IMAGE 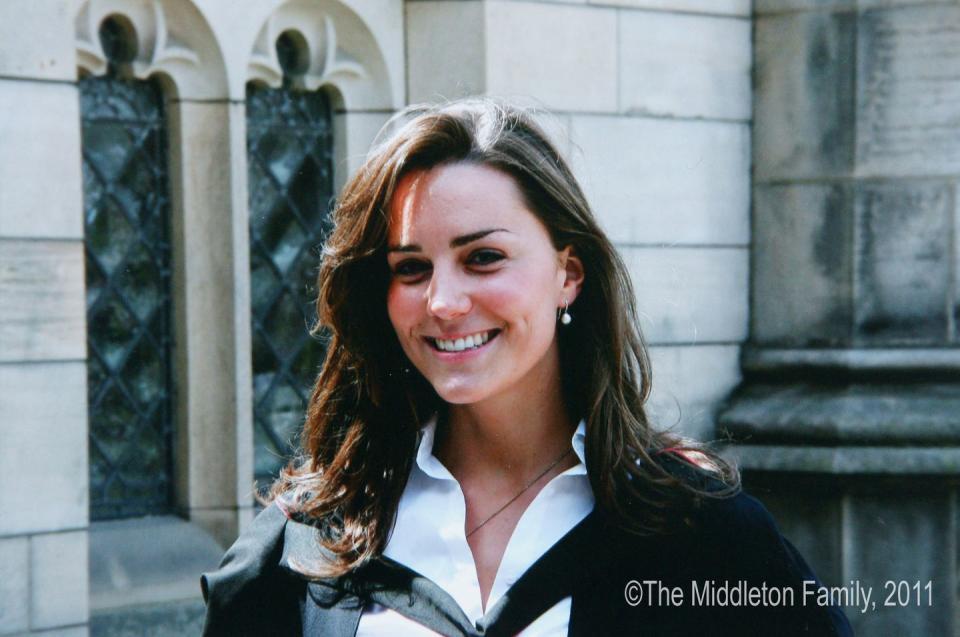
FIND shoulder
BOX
[643,452,794,570]
[645,447,739,515]
[201,502,303,636]
[201,502,289,606]
[682,490,853,635]
[690,489,792,569]
[606,452,851,634]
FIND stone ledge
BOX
[91,599,205,637]
[742,347,960,375]
[89,516,223,612]
[722,444,960,475]
[718,382,960,445]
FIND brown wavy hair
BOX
[271,98,739,576]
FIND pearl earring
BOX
[559,300,572,325]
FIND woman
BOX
[202,100,851,636]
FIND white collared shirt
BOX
[355,419,595,636]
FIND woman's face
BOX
[386,162,581,406]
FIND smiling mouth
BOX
[425,329,501,353]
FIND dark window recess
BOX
[80,17,175,521]
[246,81,334,491]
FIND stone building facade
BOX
[5,0,954,636]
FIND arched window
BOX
[246,32,334,489]
[80,16,175,520]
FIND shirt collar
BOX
[415,416,588,480]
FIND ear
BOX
[557,246,585,306]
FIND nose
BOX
[426,267,471,320]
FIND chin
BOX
[430,378,496,406]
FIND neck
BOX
[434,349,578,486]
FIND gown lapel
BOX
[283,509,605,637]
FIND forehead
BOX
[387,162,538,244]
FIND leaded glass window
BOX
[81,17,175,520]
[246,34,334,489]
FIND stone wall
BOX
[0,1,90,633]
[0,0,753,633]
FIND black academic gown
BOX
[200,489,853,636]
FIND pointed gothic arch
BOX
[245,0,394,110]
[76,0,228,99]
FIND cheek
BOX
[482,270,557,327]
[476,275,524,311]
[386,283,420,335]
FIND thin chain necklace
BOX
[465,447,573,538]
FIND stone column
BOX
[0,2,90,636]
[721,2,960,634]
[167,98,256,547]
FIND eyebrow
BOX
[387,228,510,253]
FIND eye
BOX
[391,259,431,280]
[467,249,505,268]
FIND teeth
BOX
[434,330,493,352]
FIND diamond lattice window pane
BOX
[88,296,138,370]
[81,71,175,521]
[261,203,309,275]
[247,83,333,490]
[86,198,136,272]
